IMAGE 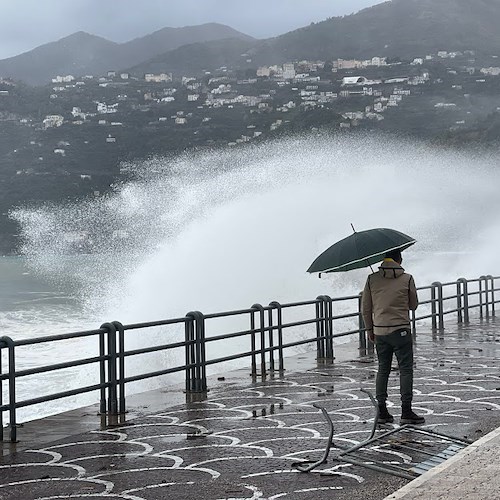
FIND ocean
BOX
[2,132,500,423]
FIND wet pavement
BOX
[1,318,500,499]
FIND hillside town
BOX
[1,48,500,253]
[2,49,500,154]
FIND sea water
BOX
[3,132,500,422]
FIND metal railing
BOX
[1,274,498,442]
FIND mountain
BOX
[3,0,500,85]
[128,38,256,76]
[121,23,254,63]
[130,0,500,76]
[265,0,500,61]
[0,32,121,85]
[0,24,255,85]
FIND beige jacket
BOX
[361,259,418,336]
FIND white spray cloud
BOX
[12,132,500,324]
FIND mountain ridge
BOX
[0,23,255,85]
[129,0,500,77]
[3,0,500,84]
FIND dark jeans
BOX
[375,329,414,404]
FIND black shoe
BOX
[400,410,425,425]
[378,406,394,424]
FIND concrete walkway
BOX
[1,319,500,499]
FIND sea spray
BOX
[8,131,500,419]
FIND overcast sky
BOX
[0,0,385,59]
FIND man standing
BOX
[361,248,425,424]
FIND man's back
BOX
[362,259,418,336]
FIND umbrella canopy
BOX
[307,227,416,273]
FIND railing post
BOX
[185,314,196,392]
[316,296,326,359]
[456,281,463,323]
[269,301,284,372]
[185,311,207,393]
[98,326,106,415]
[479,275,489,318]
[324,295,334,360]
[101,323,118,415]
[457,278,469,323]
[0,341,3,442]
[251,304,266,378]
[196,312,207,392]
[250,309,257,376]
[488,275,496,317]
[358,292,367,354]
[0,336,17,442]
[266,306,275,372]
[431,282,444,331]
[478,276,485,319]
[111,321,126,415]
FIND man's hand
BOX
[368,330,375,343]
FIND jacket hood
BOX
[378,259,405,279]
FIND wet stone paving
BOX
[1,319,500,499]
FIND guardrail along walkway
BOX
[1,319,500,500]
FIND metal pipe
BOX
[267,306,275,372]
[479,276,485,318]
[184,316,193,392]
[488,275,496,316]
[431,282,444,330]
[99,327,106,415]
[293,402,335,472]
[0,339,3,441]
[358,292,367,354]
[252,304,266,378]
[250,310,257,376]
[198,312,207,392]
[101,323,118,415]
[112,321,126,415]
[315,296,325,359]
[324,296,334,360]
[0,337,17,442]
[269,301,284,372]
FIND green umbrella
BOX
[307,227,416,274]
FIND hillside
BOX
[121,23,255,63]
[0,32,122,85]
[0,24,255,85]
[267,0,500,61]
[131,0,500,75]
[127,38,256,77]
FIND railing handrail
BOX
[1,274,499,443]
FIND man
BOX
[361,248,425,425]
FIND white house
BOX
[145,73,172,83]
[283,63,296,80]
[257,66,271,77]
[43,115,64,128]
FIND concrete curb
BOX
[384,426,500,499]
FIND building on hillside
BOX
[43,115,64,128]
[257,66,271,77]
[283,63,296,80]
[52,75,75,83]
[342,76,381,86]
[481,67,500,76]
[145,73,173,83]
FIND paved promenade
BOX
[1,318,500,499]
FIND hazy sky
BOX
[0,0,385,59]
